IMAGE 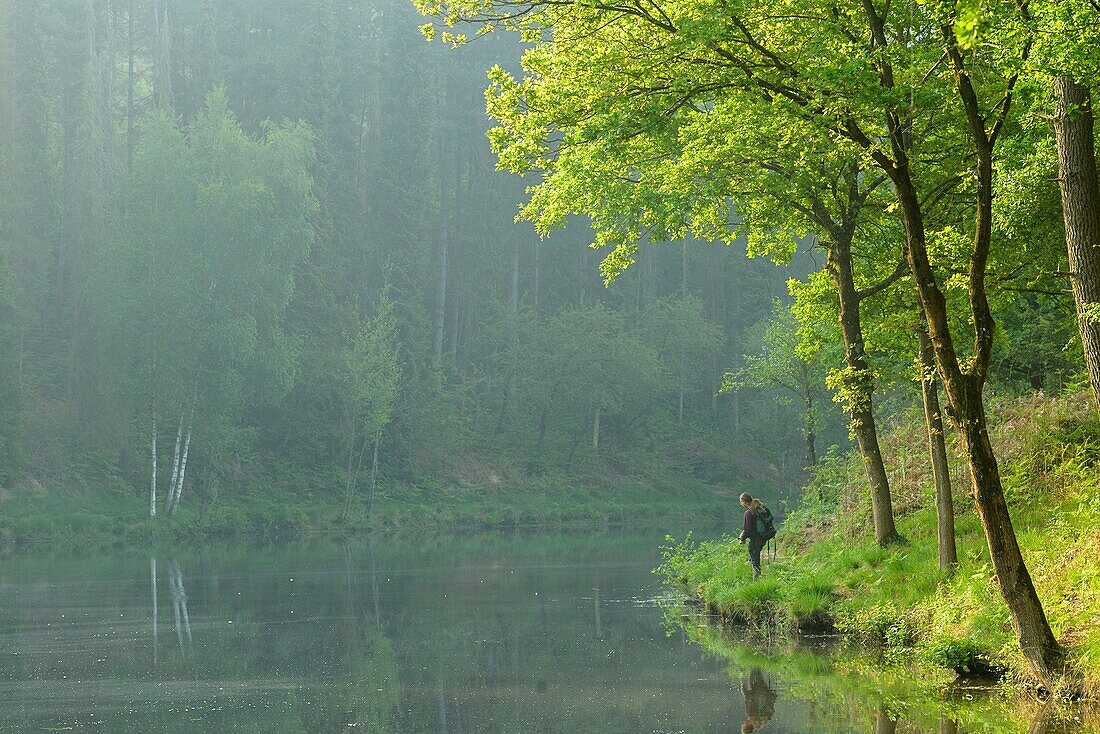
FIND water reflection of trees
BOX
[679,619,1100,734]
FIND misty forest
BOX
[2,0,1100,731]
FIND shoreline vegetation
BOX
[676,621,1099,734]
[659,391,1100,699]
[0,472,733,552]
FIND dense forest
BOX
[0,0,863,526]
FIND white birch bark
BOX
[171,425,191,515]
[171,561,191,645]
[171,568,183,651]
[166,406,184,510]
[150,557,158,664]
[149,409,158,517]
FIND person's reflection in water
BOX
[740,668,777,733]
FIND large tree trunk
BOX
[959,385,1064,683]
[827,232,899,545]
[1054,77,1100,412]
[918,328,957,574]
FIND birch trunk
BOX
[170,425,191,515]
[166,406,184,510]
[149,408,158,517]
[150,556,158,664]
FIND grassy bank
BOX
[676,620,1097,733]
[659,391,1100,695]
[0,469,734,551]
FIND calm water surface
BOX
[0,528,1079,733]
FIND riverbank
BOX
[0,470,735,551]
[659,391,1100,696]
[676,618,1098,733]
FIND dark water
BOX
[0,528,1079,733]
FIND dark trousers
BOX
[747,536,764,578]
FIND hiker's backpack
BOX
[755,505,777,541]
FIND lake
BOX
[0,528,1082,732]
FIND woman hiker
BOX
[738,492,772,579]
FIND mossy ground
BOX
[659,391,1100,696]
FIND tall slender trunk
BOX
[126,0,133,172]
[166,404,185,510]
[592,406,601,453]
[150,556,158,664]
[533,238,540,319]
[1054,77,1100,412]
[367,433,381,519]
[149,407,158,517]
[919,328,957,573]
[534,409,548,466]
[432,138,449,367]
[804,394,817,468]
[343,433,369,521]
[170,423,191,515]
[827,231,899,544]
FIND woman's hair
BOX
[739,493,766,513]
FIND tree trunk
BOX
[432,137,450,367]
[170,424,191,515]
[126,0,133,172]
[1054,77,1100,412]
[150,556,158,664]
[888,122,1066,687]
[874,707,898,734]
[534,409,548,467]
[827,231,899,544]
[919,328,957,574]
[166,404,184,510]
[592,406,601,453]
[804,395,817,468]
[959,388,1065,683]
[367,432,381,519]
[149,408,158,517]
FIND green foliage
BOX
[660,392,1100,690]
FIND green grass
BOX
[659,391,1100,695]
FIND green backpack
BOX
[754,505,777,541]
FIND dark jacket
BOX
[741,507,757,541]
